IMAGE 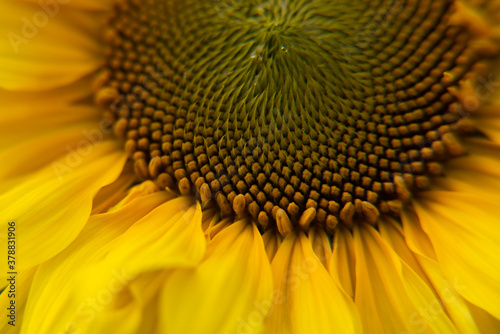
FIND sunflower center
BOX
[96,0,488,235]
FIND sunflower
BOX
[1,0,500,333]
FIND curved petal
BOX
[474,118,500,145]
[83,271,171,334]
[0,140,126,273]
[21,190,175,334]
[262,229,281,262]
[0,86,101,149]
[390,215,480,334]
[401,210,437,261]
[378,217,431,285]
[264,232,360,334]
[466,300,500,333]
[0,0,106,90]
[433,140,500,199]
[353,224,457,334]
[91,163,136,214]
[414,192,500,320]
[308,227,332,268]
[0,121,106,181]
[91,197,206,277]
[125,272,169,334]
[160,221,273,334]
[329,226,356,298]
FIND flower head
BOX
[1,0,500,333]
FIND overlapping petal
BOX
[414,192,500,320]
[353,224,457,334]
[21,190,195,334]
[160,221,273,334]
[264,232,360,334]
[0,0,106,90]
[0,141,126,275]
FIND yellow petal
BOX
[434,140,500,199]
[0,121,104,181]
[160,221,273,334]
[385,215,480,333]
[329,226,356,297]
[308,227,332,268]
[0,95,100,148]
[354,224,457,333]
[415,192,500,320]
[262,229,281,262]
[84,301,142,334]
[418,256,481,334]
[84,273,168,334]
[205,216,233,240]
[91,197,206,277]
[265,232,360,334]
[125,272,169,334]
[107,179,162,213]
[401,210,437,260]
[378,217,430,285]
[0,0,104,90]
[91,163,136,214]
[0,141,126,274]
[70,197,206,334]
[474,118,500,144]
[21,190,174,334]
[466,300,500,333]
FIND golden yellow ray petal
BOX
[474,118,500,144]
[91,163,136,214]
[0,121,105,181]
[308,227,333,268]
[106,180,162,213]
[84,272,169,334]
[401,209,438,261]
[415,192,500,320]
[0,141,126,274]
[264,232,360,334]
[126,272,169,334]
[262,228,281,262]
[160,221,273,334]
[0,100,100,148]
[389,214,481,333]
[418,255,481,334]
[0,0,106,90]
[466,300,500,333]
[354,224,457,334]
[21,190,175,334]
[93,198,205,277]
[329,226,356,298]
[81,294,142,334]
[379,216,431,286]
[205,216,233,240]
